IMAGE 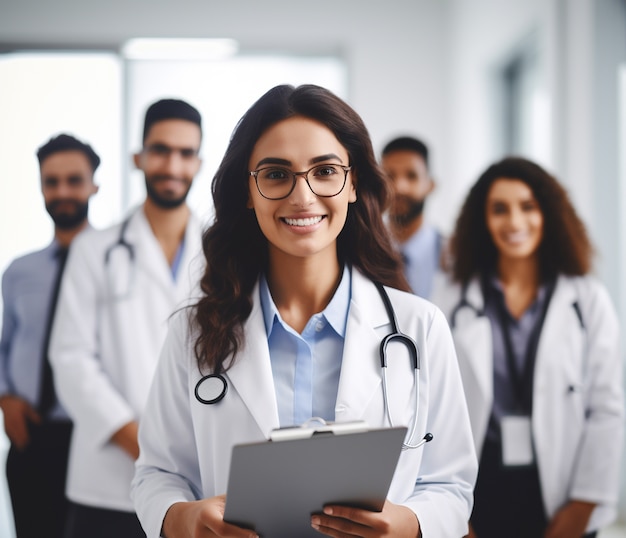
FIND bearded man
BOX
[382,136,445,299]
[48,99,205,538]
[0,133,100,537]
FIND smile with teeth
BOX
[283,216,324,227]
[503,231,529,244]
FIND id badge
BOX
[501,415,534,466]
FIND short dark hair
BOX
[36,134,101,172]
[382,136,429,168]
[142,98,202,142]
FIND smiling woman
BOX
[246,116,357,271]
[484,179,544,316]
[432,156,624,538]
[131,84,478,538]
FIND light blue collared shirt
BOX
[399,223,442,299]
[0,240,70,421]
[170,235,186,280]
[260,265,351,427]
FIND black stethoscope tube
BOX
[194,282,426,449]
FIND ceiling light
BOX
[121,38,239,60]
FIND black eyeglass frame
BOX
[249,164,352,200]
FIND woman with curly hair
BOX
[132,84,477,538]
[433,157,624,538]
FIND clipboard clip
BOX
[269,418,370,442]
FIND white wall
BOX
[444,0,546,225]
[0,0,448,158]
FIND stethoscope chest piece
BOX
[195,374,228,405]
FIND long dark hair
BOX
[450,156,594,285]
[193,84,408,372]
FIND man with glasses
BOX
[49,99,204,538]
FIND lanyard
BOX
[493,279,555,413]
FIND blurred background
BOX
[0,0,624,536]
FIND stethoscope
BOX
[194,282,433,450]
[103,215,137,300]
[449,296,483,329]
[451,279,588,397]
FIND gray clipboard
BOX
[223,424,407,538]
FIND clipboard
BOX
[223,421,407,538]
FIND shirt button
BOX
[315,320,325,332]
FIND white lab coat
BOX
[132,269,478,538]
[50,207,204,512]
[432,274,625,532]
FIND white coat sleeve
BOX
[570,281,624,506]
[404,307,478,537]
[132,312,202,538]
[49,232,135,446]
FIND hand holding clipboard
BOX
[223,421,408,538]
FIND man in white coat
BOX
[50,99,205,538]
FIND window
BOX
[498,34,550,165]
[0,49,346,279]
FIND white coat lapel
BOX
[537,276,579,347]
[129,208,179,298]
[532,277,582,403]
[532,277,580,506]
[335,271,389,423]
[226,283,280,436]
[452,279,493,423]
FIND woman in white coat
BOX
[432,157,624,538]
[132,84,477,538]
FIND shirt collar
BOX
[486,272,548,314]
[48,225,93,258]
[47,239,66,260]
[259,264,352,338]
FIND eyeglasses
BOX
[143,143,199,160]
[249,163,352,200]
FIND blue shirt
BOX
[399,223,442,299]
[260,265,351,427]
[0,240,70,420]
[170,235,186,280]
